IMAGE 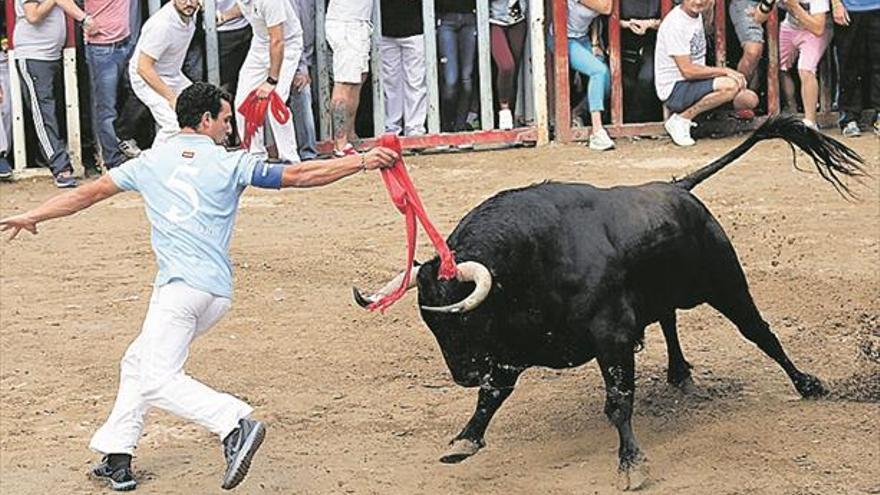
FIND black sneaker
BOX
[221,418,266,490]
[0,155,12,179]
[53,171,78,188]
[91,456,137,491]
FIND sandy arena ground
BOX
[1,133,878,495]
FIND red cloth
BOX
[237,90,291,151]
[369,134,458,312]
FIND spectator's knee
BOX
[734,89,759,110]
[743,43,763,61]
[798,69,817,82]
[715,77,740,100]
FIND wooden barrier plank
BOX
[552,0,571,143]
[204,0,221,86]
[422,0,441,135]
[529,0,549,145]
[766,9,780,115]
[476,0,494,130]
[610,0,623,128]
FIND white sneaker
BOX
[498,109,514,130]
[118,139,142,159]
[842,120,861,138]
[589,128,615,151]
[802,119,818,131]
[664,114,696,147]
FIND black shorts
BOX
[664,79,715,113]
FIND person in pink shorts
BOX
[755,0,832,128]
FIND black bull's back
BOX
[417,181,732,381]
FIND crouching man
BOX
[655,0,759,146]
[0,83,398,492]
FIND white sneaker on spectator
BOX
[589,128,615,151]
[664,113,696,147]
[498,109,514,130]
[842,121,861,138]
[802,119,818,131]
[118,139,142,159]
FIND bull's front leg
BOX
[597,342,650,491]
[440,368,520,464]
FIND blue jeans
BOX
[288,77,318,161]
[568,36,610,114]
[437,12,477,131]
[86,39,132,168]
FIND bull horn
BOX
[420,261,492,314]
[352,265,421,309]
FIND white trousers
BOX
[234,43,302,162]
[380,35,428,136]
[89,282,252,455]
[130,73,192,145]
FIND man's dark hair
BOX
[176,82,232,129]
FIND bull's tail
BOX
[674,115,866,196]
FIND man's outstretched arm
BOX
[0,175,122,240]
[279,147,399,188]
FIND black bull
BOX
[354,116,865,490]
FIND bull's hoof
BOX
[795,373,827,399]
[439,438,483,464]
[670,375,696,394]
[616,457,650,491]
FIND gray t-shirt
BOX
[567,0,600,39]
[14,0,67,61]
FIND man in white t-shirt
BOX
[326,0,374,156]
[654,0,758,146]
[128,0,198,145]
[219,0,304,162]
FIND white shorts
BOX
[326,19,372,84]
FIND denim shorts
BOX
[730,0,764,45]
[664,79,715,113]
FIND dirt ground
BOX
[1,133,878,495]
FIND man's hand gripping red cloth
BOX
[368,134,458,312]
[237,89,291,150]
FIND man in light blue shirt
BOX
[0,82,398,492]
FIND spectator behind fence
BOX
[219,0,303,162]
[326,0,374,157]
[490,0,527,130]
[620,0,662,123]
[831,0,879,137]
[565,0,614,151]
[655,0,758,146]
[216,0,252,147]
[83,0,135,170]
[288,0,318,161]
[1,33,11,179]
[128,0,197,145]
[754,0,831,130]
[437,0,477,132]
[729,0,765,91]
[13,0,93,187]
[380,0,428,136]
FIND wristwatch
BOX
[266,76,278,86]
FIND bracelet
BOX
[266,76,278,85]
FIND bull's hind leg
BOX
[660,312,694,389]
[708,275,826,398]
[440,367,520,464]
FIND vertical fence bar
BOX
[609,0,623,128]
[714,0,726,67]
[422,0,441,134]
[819,51,832,113]
[204,0,220,86]
[552,0,570,142]
[476,0,494,130]
[315,0,332,140]
[528,0,549,145]
[766,9,780,115]
[63,21,83,178]
[7,0,28,173]
[371,0,385,135]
